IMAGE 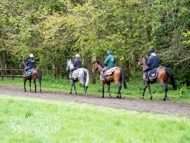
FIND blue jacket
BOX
[147,53,159,68]
[26,58,35,68]
[74,58,82,68]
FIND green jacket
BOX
[104,54,116,68]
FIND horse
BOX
[66,59,89,95]
[19,60,42,93]
[138,56,177,101]
[92,61,127,99]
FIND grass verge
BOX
[0,95,190,143]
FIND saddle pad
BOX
[72,69,80,79]
[104,67,119,76]
[26,68,33,77]
[148,67,162,79]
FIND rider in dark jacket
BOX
[101,50,116,81]
[144,48,159,81]
[70,54,82,80]
[24,54,35,77]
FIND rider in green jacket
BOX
[101,50,116,81]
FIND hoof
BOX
[150,97,152,100]
[141,96,144,99]
[75,92,77,95]
[119,96,121,99]
[116,95,118,98]
[102,96,104,98]
[163,98,166,101]
[70,92,72,94]
[109,96,112,98]
[167,97,170,100]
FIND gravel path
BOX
[0,85,190,117]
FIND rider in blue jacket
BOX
[70,54,82,79]
[24,54,35,77]
[144,48,159,81]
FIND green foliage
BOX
[178,84,189,98]
[0,0,189,86]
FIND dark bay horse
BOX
[92,61,127,99]
[138,56,176,101]
[19,60,42,93]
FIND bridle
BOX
[139,56,148,68]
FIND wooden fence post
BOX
[2,69,3,81]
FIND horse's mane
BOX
[144,56,147,63]
[95,61,104,68]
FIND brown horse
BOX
[19,60,42,93]
[92,61,127,99]
[138,56,176,101]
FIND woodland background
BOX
[0,0,190,86]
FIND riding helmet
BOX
[149,48,154,53]
[107,50,112,54]
[75,54,80,58]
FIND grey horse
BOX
[66,59,89,95]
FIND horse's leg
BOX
[141,84,148,99]
[79,79,85,95]
[107,83,112,98]
[119,80,122,99]
[29,79,31,92]
[101,81,104,98]
[38,78,42,93]
[24,78,26,92]
[33,79,36,93]
[159,81,168,101]
[147,83,152,100]
[115,80,121,99]
[73,81,77,95]
[70,80,74,94]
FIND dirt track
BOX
[0,85,190,117]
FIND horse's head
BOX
[19,60,26,68]
[138,56,147,67]
[92,61,97,73]
[92,61,104,73]
[66,59,74,71]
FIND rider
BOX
[70,54,82,79]
[101,50,116,81]
[144,48,159,82]
[24,54,35,77]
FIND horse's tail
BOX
[120,69,127,89]
[165,68,177,90]
[37,69,43,81]
[84,69,89,87]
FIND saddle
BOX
[148,67,162,79]
[26,68,34,77]
[104,67,119,76]
[72,68,81,80]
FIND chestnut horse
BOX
[138,56,176,101]
[92,61,127,99]
[19,60,42,93]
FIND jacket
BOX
[74,58,82,68]
[26,58,35,68]
[147,53,159,68]
[104,54,116,68]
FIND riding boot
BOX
[101,72,105,81]
[24,71,27,77]
[144,72,149,82]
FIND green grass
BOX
[0,95,190,143]
[0,75,190,103]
